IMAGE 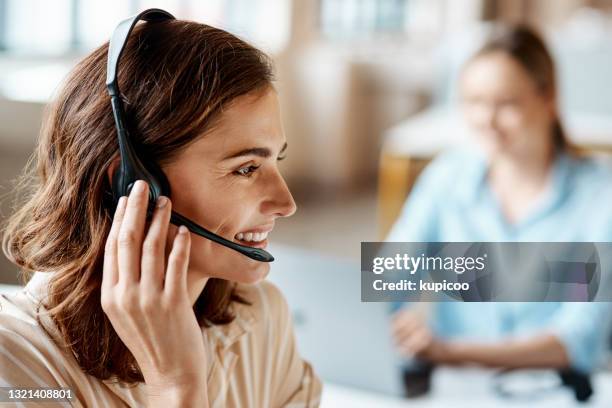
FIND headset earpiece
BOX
[110,129,171,209]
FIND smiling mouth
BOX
[234,230,270,249]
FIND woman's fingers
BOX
[391,309,421,339]
[102,196,128,290]
[164,225,191,298]
[394,320,424,348]
[105,178,191,300]
[397,326,432,357]
[117,180,149,284]
[140,196,172,291]
[391,309,433,356]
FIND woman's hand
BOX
[391,308,571,369]
[101,180,209,406]
[391,308,450,364]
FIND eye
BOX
[234,164,261,177]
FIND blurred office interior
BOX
[1,1,612,405]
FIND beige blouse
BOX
[0,272,322,407]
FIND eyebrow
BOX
[223,142,287,160]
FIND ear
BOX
[107,158,120,186]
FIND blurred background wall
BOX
[1,0,612,283]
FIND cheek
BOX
[501,107,551,149]
[181,206,244,271]
[497,107,525,130]
[188,235,270,283]
[170,175,248,236]
[174,194,266,282]
[462,103,489,129]
[164,169,268,282]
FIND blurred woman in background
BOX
[388,25,612,376]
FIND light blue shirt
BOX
[388,147,612,373]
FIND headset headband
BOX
[106,9,175,96]
[105,9,175,204]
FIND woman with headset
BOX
[0,10,321,407]
[388,24,612,391]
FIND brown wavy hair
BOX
[1,18,274,383]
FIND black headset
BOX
[105,8,274,263]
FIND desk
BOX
[322,367,612,407]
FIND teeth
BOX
[234,231,269,242]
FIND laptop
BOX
[267,243,405,396]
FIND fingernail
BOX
[132,180,146,195]
[178,225,188,234]
[156,196,168,208]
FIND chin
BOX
[194,258,270,284]
[235,262,270,284]
[478,138,511,159]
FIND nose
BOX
[261,169,297,218]
[486,104,501,131]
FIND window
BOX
[2,0,74,54]
[319,0,409,40]
[0,0,290,55]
